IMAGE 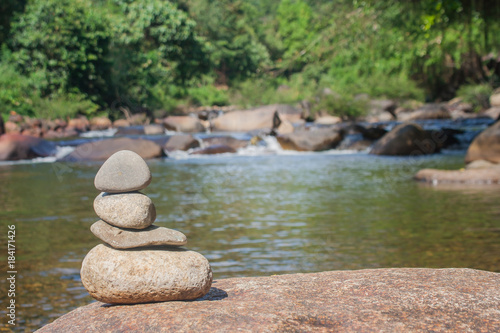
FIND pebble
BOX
[94,192,156,229]
[81,244,213,304]
[90,220,187,249]
[94,150,152,193]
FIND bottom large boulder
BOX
[80,244,212,304]
[38,268,499,332]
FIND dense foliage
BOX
[0,0,499,120]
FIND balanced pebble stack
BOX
[80,150,212,304]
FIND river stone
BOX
[93,192,156,229]
[80,244,212,304]
[90,220,187,249]
[38,268,500,332]
[94,150,152,193]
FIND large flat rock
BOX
[37,268,500,332]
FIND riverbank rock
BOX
[397,103,451,121]
[163,116,205,133]
[484,107,500,120]
[465,120,500,164]
[94,150,152,193]
[90,221,187,249]
[61,137,163,161]
[490,91,500,107]
[93,192,156,229]
[277,127,343,151]
[370,123,438,156]
[0,134,56,161]
[81,244,212,304]
[90,117,112,131]
[201,136,248,150]
[414,167,500,184]
[164,134,200,152]
[211,104,302,132]
[191,144,237,155]
[37,268,500,332]
[314,115,342,125]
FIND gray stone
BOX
[80,244,212,304]
[93,192,156,229]
[94,150,152,193]
[90,220,187,249]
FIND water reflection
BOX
[0,152,499,331]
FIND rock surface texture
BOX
[94,150,152,193]
[414,167,500,184]
[81,150,212,304]
[38,268,500,332]
[370,123,438,156]
[465,119,500,164]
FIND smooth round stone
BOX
[94,192,156,229]
[81,244,213,304]
[94,150,152,193]
[90,220,187,249]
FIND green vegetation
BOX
[0,0,499,120]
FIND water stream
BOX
[0,129,499,331]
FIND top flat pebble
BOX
[94,150,151,193]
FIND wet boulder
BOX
[277,127,343,151]
[211,104,302,132]
[164,134,200,152]
[164,116,205,133]
[0,134,57,161]
[465,120,500,164]
[90,117,112,131]
[397,104,451,121]
[61,137,164,161]
[191,145,237,155]
[201,136,248,150]
[370,123,439,156]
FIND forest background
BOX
[0,0,499,121]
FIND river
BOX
[1,135,499,331]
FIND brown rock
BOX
[490,92,500,107]
[90,117,112,131]
[0,134,56,161]
[397,103,451,121]
[143,124,165,135]
[370,123,438,156]
[484,107,500,120]
[5,121,20,134]
[164,134,200,152]
[94,150,152,193]
[90,220,187,249]
[414,168,500,184]
[466,159,499,170]
[465,120,500,164]
[37,268,500,332]
[67,117,90,132]
[201,136,248,150]
[314,115,342,125]
[164,116,205,133]
[211,104,302,132]
[80,244,212,304]
[277,127,343,151]
[114,126,145,136]
[93,192,156,229]
[191,145,237,155]
[61,138,163,162]
[113,119,130,128]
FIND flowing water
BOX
[0,137,500,331]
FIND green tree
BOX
[9,0,111,103]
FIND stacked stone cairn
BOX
[80,150,212,304]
